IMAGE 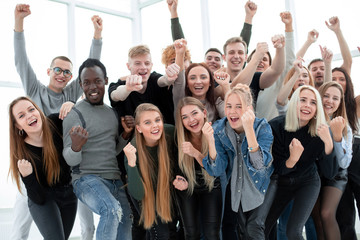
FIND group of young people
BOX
[8,1,360,240]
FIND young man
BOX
[63,59,132,240]
[13,4,102,240]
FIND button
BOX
[238,190,240,192]
[255,180,258,183]
[263,190,266,193]
[244,155,247,158]
[239,164,242,167]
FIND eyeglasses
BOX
[52,67,72,78]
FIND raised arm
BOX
[326,16,352,75]
[241,0,257,50]
[89,15,103,59]
[320,45,333,84]
[296,29,319,59]
[168,0,185,41]
[259,34,286,89]
[110,75,143,102]
[171,39,187,110]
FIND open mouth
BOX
[151,129,160,134]
[28,119,37,126]
[230,117,239,123]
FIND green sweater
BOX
[125,124,176,201]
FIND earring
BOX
[314,116,317,120]
[18,129,24,136]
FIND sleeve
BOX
[14,31,43,97]
[317,147,339,180]
[202,131,230,177]
[62,110,83,166]
[108,80,125,107]
[125,157,145,201]
[21,172,46,205]
[89,38,102,60]
[275,101,288,116]
[240,22,252,53]
[171,17,185,41]
[333,125,353,169]
[269,118,297,175]
[172,70,186,114]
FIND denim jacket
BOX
[202,117,274,197]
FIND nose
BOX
[89,82,97,90]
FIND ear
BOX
[136,125,141,133]
[203,109,208,117]
[47,68,51,76]
[126,62,131,71]
[245,54,248,62]
[222,54,226,61]
[105,77,108,85]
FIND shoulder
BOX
[212,117,226,131]
[109,79,126,92]
[150,71,163,80]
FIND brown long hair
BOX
[9,96,60,192]
[283,66,314,99]
[175,97,214,194]
[134,103,172,229]
[318,81,349,137]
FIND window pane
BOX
[79,0,131,13]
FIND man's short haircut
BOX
[50,56,72,68]
[128,45,151,61]
[223,37,247,55]
[204,48,223,57]
[307,58,324,69]
[78,58,107,84]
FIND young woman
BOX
[202,83,274,239]
[123,103,177,240]
[174,96,222,239]
[265,85,338,239]
[317,81,353,240]
[172,39,228,123]
[9,96,77,240]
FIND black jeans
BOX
[336,138,360,240]
[28,185,77,240]
[176,181,222,240]
[265,173,321,240]
[222,182,240,240]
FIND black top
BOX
[250,72,263,104]
[108,71,175,127]
[269,115,338,179]
[21,114,72,205]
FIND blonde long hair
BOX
[285,86,327,136]
[9,96,60,192]
[134,103,172,229]
[175,97,215,194]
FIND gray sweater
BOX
[62,100,126,182]
[14,31,102,115]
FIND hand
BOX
[317,123,332,143]
[182,141,198,158]
[320,45,333,64]
[91,15,103,39]
[121,115,135,138]
[271,34,285,49]
[173,175,189,191]
[325,16,340,33]
[59,101,75,120]
[253,42,268,62]
[70,126,88,152]
[165,63,180,82]
[214,71,230,87]
[123,143,137,167]
[245,1,257,18]
[280,11,292,26]
[126,75,143,92]
[307,29,319,43]
[288,138,304,164]
[293,57,304,74]
[202,122,214,142]
[15,4,31,20]
[330,116,346,142]
[241,106,255,132]
[174,38,187,54]
[17,159,33,177]
[167,0,178,16]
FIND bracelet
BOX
[248,145,259,152]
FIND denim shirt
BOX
[202,117,274,198]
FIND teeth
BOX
[28,119,37,125]
[152,130,159,134]
[90,93,98,96]
[190,122,198,127]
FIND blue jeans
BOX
[73,175,132,240]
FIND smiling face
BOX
[332,70,346,93]
[12,100,42,136]
[309,61,325,88]
[186,66,211,100]
[224,42,247,73]
[256,53,271,72]
[205,51,223,73]
[47,59,73,93]
[127,54,153,85]
[322,86,341,117]
[181,104,206,135]
[297,89,317,127]
[294,67,311,90]
[225,93,246,133]
[80,66,108,105]
[136,110,163,147]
